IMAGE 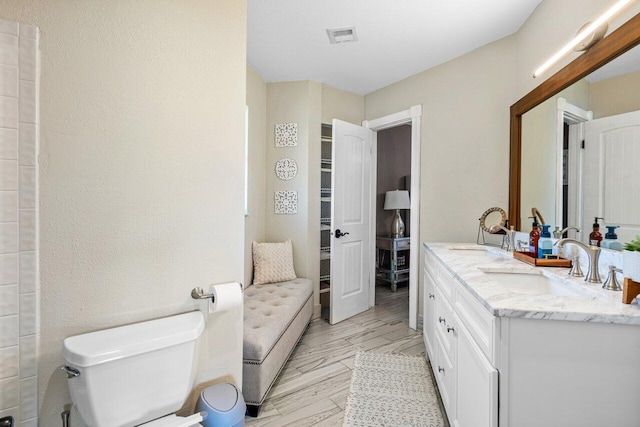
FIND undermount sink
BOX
[447,246,500,257]
[478,268,588,297]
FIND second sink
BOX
[478,268,587,297]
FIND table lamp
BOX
[384,190,411,238]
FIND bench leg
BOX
[246,404,261,418]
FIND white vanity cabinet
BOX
[423,243,640,427]
[423,250,498,427]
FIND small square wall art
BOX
[275,123,298,147]
[275,191,298,214]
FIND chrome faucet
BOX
[554,238,602,283]
[490,225,515,252]
[553,226,581,239]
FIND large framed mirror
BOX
[509,13,640,245]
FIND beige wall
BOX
[515,0,640,98]
[252,80,362,316]
[245,66,267,285]
[0,1,247,425]
[590,70,640,119]
[322,85,365,125]
[265,81,322,311]
[365,35,517,244]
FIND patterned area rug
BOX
[342,351,446,427]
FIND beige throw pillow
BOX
[252,240,297,285]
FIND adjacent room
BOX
[0,1,639,426]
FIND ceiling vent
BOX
[326,27,358,44]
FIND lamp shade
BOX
[384,190,410,210]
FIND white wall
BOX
[0,1,247,425]
[0,18,40,426]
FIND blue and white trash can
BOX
[196,382,246,427]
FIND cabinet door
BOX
[434,332,455,418]
[422,263,437,358]
[455,314,498,427]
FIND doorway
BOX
[364,105,422,330]
[374,125,412,295]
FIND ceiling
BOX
[247,0,543,95]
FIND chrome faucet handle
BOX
[554,226,582,239]
[602,265,623,291]
[490,225,515,252]
[568,256,584,278]
[554,238,602,283]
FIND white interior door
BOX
[584,110,640,245]
[330,119,374,324]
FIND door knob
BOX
[335,229,350,238]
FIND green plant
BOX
[624,236,640,252]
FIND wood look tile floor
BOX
[245,284,432,427]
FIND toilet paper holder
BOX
[191,283,244,301]
[191,287,215,301]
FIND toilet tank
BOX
[63,311,205,427]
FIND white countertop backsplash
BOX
[424,241,640,325]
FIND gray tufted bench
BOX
[242,278,313,416]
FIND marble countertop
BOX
[424,242,640,325]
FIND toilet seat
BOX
[140,412,205,427]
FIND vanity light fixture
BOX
[533,0,635,78]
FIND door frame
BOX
[555,98,591,239]
[363,105,422,330]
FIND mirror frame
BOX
[508,13,640,230]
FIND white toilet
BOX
[62,311,207,427]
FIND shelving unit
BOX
[320,124,332,308]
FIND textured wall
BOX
[0,1,247,425]
[0,17,39,426]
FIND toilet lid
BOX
[140,414,203,427]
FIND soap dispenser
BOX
[589,217,604,247]
[528,216,540,255]
[537,225,553,259]
[602,226,623,251]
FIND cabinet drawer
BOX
[454,280,496,364]
[424,251,439,281]
[396,239,410,250]
[437,267,455,304]
[435,287,456,359]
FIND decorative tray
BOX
[514,251,572,268]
